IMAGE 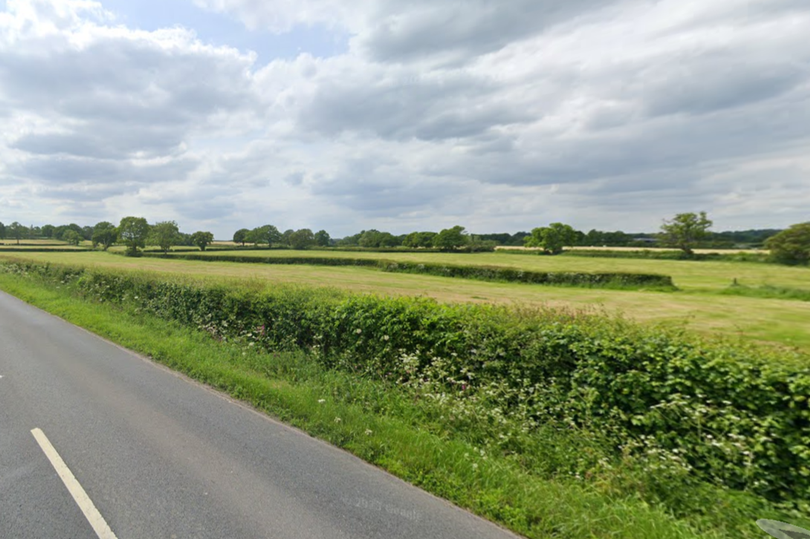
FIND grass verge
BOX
[0,270,802,539]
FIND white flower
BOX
[334,417,342,423]
[355,328,362,334]
[318,399,326,404]
[365,429,373,436]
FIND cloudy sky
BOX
[0,0,808,238]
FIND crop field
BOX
[1,249,809,351]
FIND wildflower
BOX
[383,335,389,341]
[365,429,373,436]
[355,328,362,334]
[334,417,342,423]
[318,399,326,404]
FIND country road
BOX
[0,290,520,539]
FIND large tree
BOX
[118,216,150,256]
[433,226,468,251]
[314,229,331,247]
[190,231,214,251]
[92,221,117,250]
[62,229,82,246]
[233,228,250,246]
[524,223,577,254]
[288,228,315,250]
[660,211,712,256]
[149,220,181,254]
[8,221,26,244]
[765,222,810,265]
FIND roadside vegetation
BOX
[1,259,809,539]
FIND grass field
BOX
[1,249,808,351]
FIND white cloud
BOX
[0,0,809,236]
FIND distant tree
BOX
[92,221,117,250]
[433,226,468,251]
[41,224,55,238]
[190,231,215,251]
[314,229,331,247]
[149,221,181,254]
[660,211,712,256]
[0,221,5,239]
[118,216,150,256]
[233,228,249,246]
[62,229,82,246]
[263,225,282,247]
[81,225,94,241]
[524,223,577,254]
[282,229,294,246]
[288,228,315,250]
[765,222,810,265]
[336,232,362,246]
[467,235,497,252]
[8,221,25,244]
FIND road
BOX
[0,290,520,539]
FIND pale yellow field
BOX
[1,250,808,352]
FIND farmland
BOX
[1,246,809,539]
[2,249,808,351]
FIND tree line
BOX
[1,214,807,264]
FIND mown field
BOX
[3,249,808,351]
[1,248,809,538]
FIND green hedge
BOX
[2,259,808,506]
[145,253,676,289]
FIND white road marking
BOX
[31,428,118,539]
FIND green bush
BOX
[142,253,676,290]
[3,259,809,509]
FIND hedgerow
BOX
[3,260,808,509]
[142,253,676,289]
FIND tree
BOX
[118,216,150,256]
[233,228,249,246]
[282,229,295,246]
[41,224,55,238]
[0,221,5,240]
[288,228,315,250]
[263,225,282,247]
[62,229,82,246]
[190,231,214,251]
[314,229,331,247]
[765,222,810,265]
[92,221,117,250]
[524,223,577,254]
[433,226,468,251]
[8,221,25,245]
[149,221,181,254]
[660,211,712,256]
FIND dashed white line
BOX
[31,428,118,539]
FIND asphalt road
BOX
[0,290,521,539]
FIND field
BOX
[3,249,806,350]
[2,247,809,538]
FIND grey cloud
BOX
[639,55,807,118]
[298,71,526,141]
[362,0,621,62]
[9,154,200,187]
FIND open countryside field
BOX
[2,249,809,352]
[158,248,810,293]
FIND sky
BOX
[0,0,808,239]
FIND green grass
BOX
[0,270,795,539]
[2,250,809,351]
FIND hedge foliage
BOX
[3,259,809,507]
[143,253,676,289]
